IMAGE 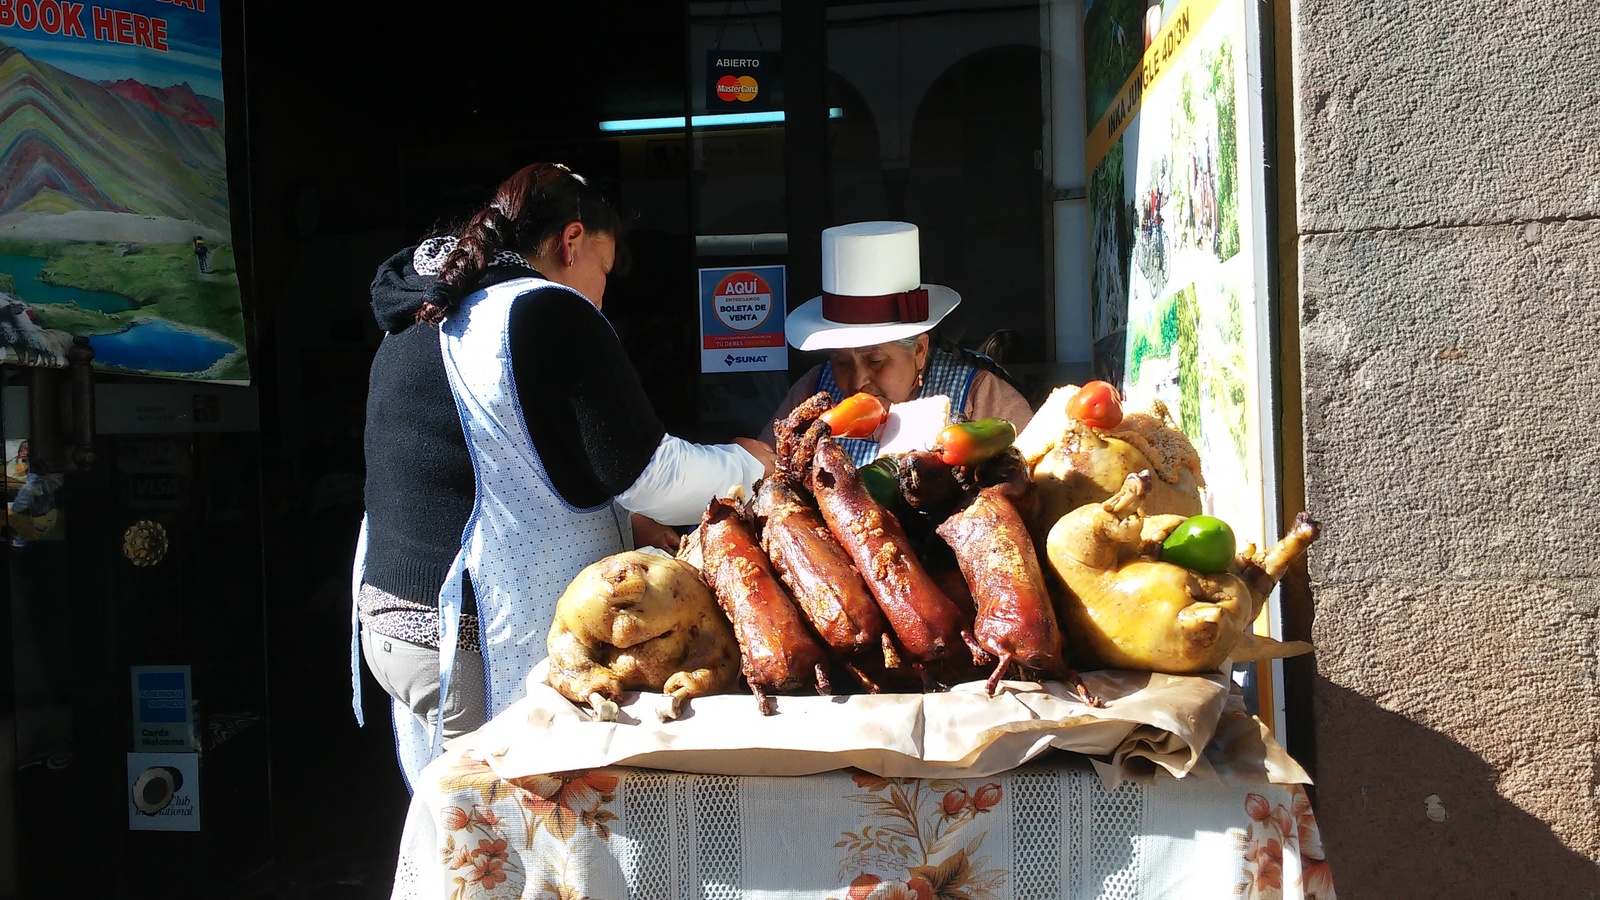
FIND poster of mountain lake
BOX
[0,17,249,383]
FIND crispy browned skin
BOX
[937,486,1065,694]
[811,436,969,665]
[700,497,831,713]
[897,450,962,512]
[754,477,888,659]
[926,553,977,620]
[972,447,1033,503]
[774,392,833,486]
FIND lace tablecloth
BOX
[392,753,1334,899]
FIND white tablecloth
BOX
[393,754,1334,899]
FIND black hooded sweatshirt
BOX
[362,248,666,609]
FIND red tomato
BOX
[1066,381,1123,429]
[819,393,889,438]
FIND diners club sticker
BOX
[699,265,787,373]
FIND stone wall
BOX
[1292,1,1600,893]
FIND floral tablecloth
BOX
[392,753,1334,899]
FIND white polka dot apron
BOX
[352,275,628,788]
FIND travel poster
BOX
[1084,0,1267,554]
[0,1,249,382]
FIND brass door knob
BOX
[123,520,168,567]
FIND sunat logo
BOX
[725,354,768,366]
[715,74,759,103]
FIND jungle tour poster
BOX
[1083,0,1269,555]
[0,0,248,382]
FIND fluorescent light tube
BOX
[598,108,844,133]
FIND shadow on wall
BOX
[1311,678,1598,897]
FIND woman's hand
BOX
[630,513,682,553]
[734,437,778,478]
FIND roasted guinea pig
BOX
[936,486,1068,694]
[1020,387,1204,540]
[752,477,899,678]
[1045,472,1318,674]
[700,495,832,714]
[546,551,741,721]
[811,435,982,687]
[772,391,835,489]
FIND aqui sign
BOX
[715,272,773,330]
[699,265,786,373]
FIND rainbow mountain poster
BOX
[0,0,248,382]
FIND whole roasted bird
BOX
[546,551,741,721]
[1021,386,1205,541]
[1046,472,1319,673]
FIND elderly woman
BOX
[760,222,1033,464]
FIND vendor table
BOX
[392,750,1333,899]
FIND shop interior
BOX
[0,1,1109,896]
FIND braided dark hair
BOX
[416,162,623,325]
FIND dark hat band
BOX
[820,288,930,325]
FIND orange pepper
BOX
[819,393,888,438]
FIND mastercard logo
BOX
[715,75,760,103]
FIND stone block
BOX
[1298,221,1600,583]
[1309,579,1599,894]
[1294,2,1600,231]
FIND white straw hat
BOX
[785,221,960,351]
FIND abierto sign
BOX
[706,51,773,112]
[699,266,787,373]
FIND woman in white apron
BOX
[355,162,775,789]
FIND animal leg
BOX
[813,662,834,696]
[962,630,990,667]
[657,686,691,722]
[1064,669,1104,708]
[588,692,619,722]
[881,633,904,670]
[751,682,776,717]
[846,664,883,694]
[984,652,1014,697]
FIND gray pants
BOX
[360,623,487,741]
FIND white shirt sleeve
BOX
[613,434,764,527]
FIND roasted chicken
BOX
[546,551,741,721]
[1045,472,1318,674]
[1022,388,1204,540]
